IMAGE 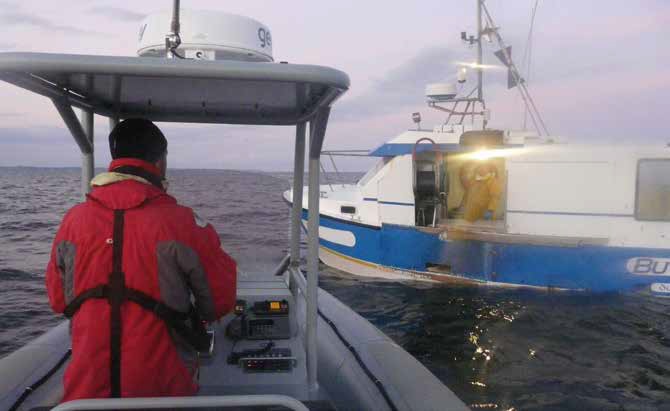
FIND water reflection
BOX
[3,168,670,409]
[319,269,670,410]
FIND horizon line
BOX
[0,165,367,173]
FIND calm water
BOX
[2,167,670,410]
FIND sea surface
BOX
[2,167,670,410]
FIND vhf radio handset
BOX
[225,299,291,340]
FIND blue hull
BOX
[306,210,670,292]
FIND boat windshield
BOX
[357,157,390,186]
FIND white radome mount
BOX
[137,9,274,62]
[425,83,457,102]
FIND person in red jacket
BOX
[45,118,237,401]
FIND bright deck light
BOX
[455,61,505,71]
[465,147,530,161]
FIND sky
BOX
[0,0,668,171]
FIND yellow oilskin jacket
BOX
[463,173,503,222]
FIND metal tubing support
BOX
[53,99,95,199]
[321,150,369,153]
[436,97,480,103]
[471,100,476,124]
[306,154,320,395]
[81,109,94,198]
[272,254,291,277]
[319,161,333,192]
[429,101,484,118]
[290,123,306,271]
[459,101,472,125]
[445,101,458,124]
[109,75,122,128]
[320,150,369,157]
[306,107,331,395]
[80,76,94,198]
[53,100,93,155]
[327,153,345,188]
[109,117,119,132]
[3,73,99,113]
[289,266,307,296]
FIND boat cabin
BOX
[315,125,670,251]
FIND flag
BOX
[494,46,522,89]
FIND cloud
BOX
[88,6,145,22]
[0,1,17,10]
[0,112,22,117]
[0,10,103,36]
[334,46,467,122]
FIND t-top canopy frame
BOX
[0,52,348,126]
[0,51,349,395]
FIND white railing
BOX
[51,395,310,411]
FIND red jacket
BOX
[46,158,236,401]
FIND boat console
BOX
[197,274,312,399]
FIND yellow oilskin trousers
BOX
[464,174,503,222]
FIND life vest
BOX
[62,167,210,398]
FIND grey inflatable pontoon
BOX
[0,9,469,411]
[1,272,467,410]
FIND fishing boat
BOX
[284,0,670,294]
[0,4,468,411]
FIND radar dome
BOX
[138,10,273,62]
[425,83,457,102]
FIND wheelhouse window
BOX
[636,159,670,221]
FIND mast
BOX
[427,0,548,134]
[480,1,549,136]
[476,0,483,103]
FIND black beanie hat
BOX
[109,118,168,162]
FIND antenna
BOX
[165,0,182,59]
[459,0,484,103]
[454,1,487,127]
[426,0,548,134]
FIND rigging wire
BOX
[480,1,549,136]
[521,0,541,130]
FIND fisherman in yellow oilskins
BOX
[463,162,503,222]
